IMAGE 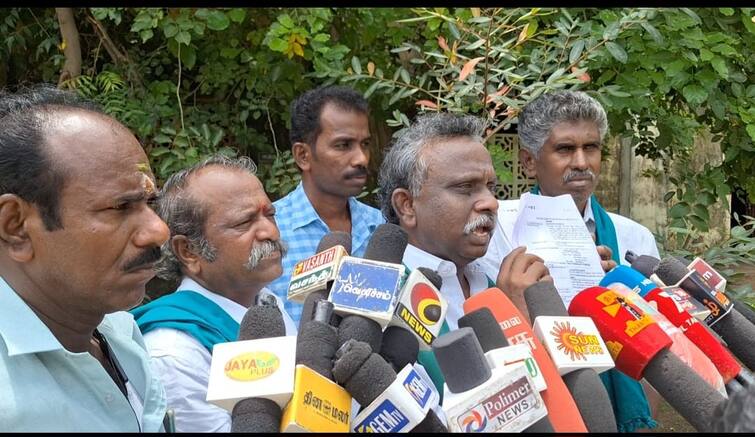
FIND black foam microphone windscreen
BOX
[432,327,491,393]
[337,314,383,353]
[711,383,755,432]
[624,251,660,278]
[416,267,443,290]
[458,307,509,352]
[332,340,396,406]
[296,300,338,379]
[379,326,420,372]
[315,230,352,254]
[363,223,409,264]
[230,398,282,433]
[523,281,568,317]
[238,302,285,341]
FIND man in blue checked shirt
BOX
[269,86,385,324]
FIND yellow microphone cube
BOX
[281,365,353,432]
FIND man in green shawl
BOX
[480,90,662,432]
[130,155,296,432]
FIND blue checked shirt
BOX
[269,182,385,325]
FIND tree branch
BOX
[55,8,81,86]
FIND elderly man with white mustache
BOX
[131,155,296,433]
[478,90,662,433]
[378,113,553,394]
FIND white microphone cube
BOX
[485,344,547,392]
[533,316,614,376]
[388,269,448,350]
[287,245,349,302]
[206,335,297,412]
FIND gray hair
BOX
[154,154,258,282]
[378,113,486,224]
[517,90,608,155]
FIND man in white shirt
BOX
[477,90,660,432]
[131,155,296,432]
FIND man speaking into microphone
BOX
[131,155,297,433]
[377,113,551,392]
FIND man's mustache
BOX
[563,169,596,184]
[245,239,287,270]
[123,246,162,272]
[463,213,497,235]
[343,167,368,179]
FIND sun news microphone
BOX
[206,294,296,432]
[296,232,352,330]
[458,308,554,432]
[281,300,352,432]
[523,282,618,432]
[330,224,409,349]
[333,340,446,433]
[432,327,548,432]
[463,288,587,432]
[655,256,755,371]
[602,265,744,387]
[569,286,727,431]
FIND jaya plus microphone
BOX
[655,256,755,371]
[602,265,744,387]
[297,232,352,330]
[205,295,296,433]
[458,308,554,433]
[463,288,587,432]
[432,328,548,432]
[522,282,618,432]
[282,300,353,432]
[569,286,727,431]
[333,340,446,433]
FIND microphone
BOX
[602,265,743,387]
[206,295,296,432]
[458,308,554,432]
[333,340,446,433]
[655,256,755,370]
[288,232,350,305]
[522,282,618,432]
[380,326,420,373]
[463,288,588,432]
[569,286,727,431]
[330,224,409,348]
[296,232,352,330]
[432,328,548,432]
[281,300,353,432]
[710,382,755,432]
[683,256,755,328]
[387,267,448,350]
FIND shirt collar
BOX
[582,196,594,225]
[178,277,287,326]
[0,276,64,356]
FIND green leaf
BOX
[718,8,735,16]
[682,84,707,106]
[605,42,627,63]
[163,23,178,38]
[228,8,246,23]
[180,45,196,70]
[746,124,755,142]
[711,57,729,78]
[603,21,620,41]
[641,22,663,44]
[175,30,191,45]
[692,204,710,222]
[400,68,411,84]
[664,191,676,202]
[278,14,295,29]
[569,40,585,65]
[688,215,709,232]
[206,10,230,31]
[669,202,691,218]
[351,56,361,75]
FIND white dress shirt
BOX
[142,277,297,433]
[479,197,661,281]
[402,244,493,330]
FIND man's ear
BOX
[391,188,417,229]
[519,148,538,178]
[0,194,35,263]
[171,235,202,276]
[292,142,312,172]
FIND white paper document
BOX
[510,193,605,306]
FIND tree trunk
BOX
[56,8,81,86]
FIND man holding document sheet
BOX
[479,90,662,432]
